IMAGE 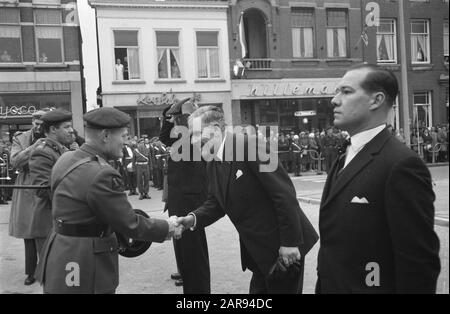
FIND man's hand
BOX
[165,215,178,240]
[177,215,195,230]
[279,246,301,267]
[70,142,79,151]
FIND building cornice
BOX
[89,0,228,10]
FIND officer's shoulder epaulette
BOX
[94,155,111,168]
[35,140,47,151]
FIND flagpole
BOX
[399,0,411,147]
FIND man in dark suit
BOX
[316,64,440,294]
[177,106,318,294]
[159,98,211,294]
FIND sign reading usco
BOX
[0,106,37,117]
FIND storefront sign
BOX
[0,106,37,117]
[249,82,338,98]
[294,110,316,117]
[137,91,202,107]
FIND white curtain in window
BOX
[292,28,301,58]
[384,35,393,60]
[444,33,449,56]
[326,29,333,57]
[197,48,208,77]
[337,28,346,57]
[303,28,313,57]
[127,48,139,79]
[157,48,167,78]
[36,26,61,38]
[209,48,219,78]
[0,26,20,38]
[411,35,428,62]
[170,48,181,78]
[417,35,428,61]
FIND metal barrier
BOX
[427,143,442,164]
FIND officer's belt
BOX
[54,220,109,238]
[136,162,148,165]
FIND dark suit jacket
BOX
[317,128,441,294]
[193,134,318,276]
[159,117,208,216]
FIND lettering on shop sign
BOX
[137,91,201,107]
[0,106,37,117]
[248,82,339,98]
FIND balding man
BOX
[316,64,440,294]
[35,108,179,294]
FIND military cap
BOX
[83,107,130,129]
[166,97,191,116]
[32,109,50,119]
[41,109,72,124]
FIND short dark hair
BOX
[348,64,399,107]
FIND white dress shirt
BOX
[343,124,386,169]
[215,133,227,162]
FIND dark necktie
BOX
[333,138,351,180]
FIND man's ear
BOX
[369,92,386,110]
[100,129,109,143]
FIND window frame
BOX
[376,18,398,64]
[410,19,431,65]
[112,28,142,81]
[155,29,182,80]
[195,30,221,79]
[290,7,316,59]
[325,8,349,59]
[0,7,23,64]
[34,8,64,64]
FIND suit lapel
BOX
[321,129,391,210]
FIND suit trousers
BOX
[136,164,149,195]
[24,239,37,276]
[175,228,211,294]
[249,257,305,294]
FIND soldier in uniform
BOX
[159,98,211,294]
[321,127,338,174]
[122,141,137,195]
[9,110,47,285]
[134,139,151,200]
[29,109,74,256]
[35,108,180,294]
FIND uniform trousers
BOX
[136,164,149,195]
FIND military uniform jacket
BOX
[134,143,150,163]
[9,130,38,238]
[29,137,67,238]
[36,144,169,294]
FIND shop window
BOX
[411,20,430,64]
[291,8,315,58]
[34,9,63,63]
[0,8,22,63]
[156,31,181,79]
[326,9,348,58]
[196,31,220,79]
[113,30,140,80]
[377,19,397,64]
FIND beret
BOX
[41,109,72,124]
[32,109,50,119]
[166,98,191,116]
[84,107,130,129]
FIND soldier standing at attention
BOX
[35,108,180,294]
[8,110,47,286]
[134,139,151,200]
[29,109,74,257]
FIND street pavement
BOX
[0,166,448,294]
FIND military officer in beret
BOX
[35,107,180,294]
[160,98,211,294]
[29,109,74,256]
[9,109,48,286]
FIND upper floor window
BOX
[113,30,140,80]
[0,8,22,63]
[156,31,181,79]
[32,0,61,4]
[291,8,315,58]
[377,19,397,63]
[444,20,449,64]
[34,9,63,63]
[196,31,220,79]
[411,19,430,64]
[326,9,348,58]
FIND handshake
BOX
[165,215,196,240]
